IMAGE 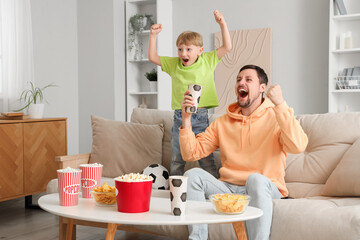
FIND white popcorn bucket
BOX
[57,169,82,206]
[80,164,103,198]
[169,176,188,216]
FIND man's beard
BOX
[238,98,251,108]
[237,92,262,108]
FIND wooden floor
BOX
[0,193,175,240]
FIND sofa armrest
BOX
[55,153,91,169]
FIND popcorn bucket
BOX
[80,164,103,198]
[57,169,82,206]
[115,179,152,213]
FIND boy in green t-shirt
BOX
[148,10,231,177]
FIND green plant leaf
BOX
[144,68,157,81]
[13,82,57,112]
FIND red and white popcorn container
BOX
[80,163,103,198]
[57,167,82,206]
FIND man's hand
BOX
[150,24,162,36]
[214,10,225,25]
[266,85,284,106]
[181,90,193,129]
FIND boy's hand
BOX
[148,24,162,66]
[214,10,225,25]
[214,9,231,58]
[266,85,285,106]
[150,24,162,35]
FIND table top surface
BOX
[39,193,263,225]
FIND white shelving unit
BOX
[125,0,173,120]
[329,0,360,112]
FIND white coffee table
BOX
[39,193,263,240]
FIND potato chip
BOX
[91,182,116,205]
[211,193,250,214]
[93,182,115,193]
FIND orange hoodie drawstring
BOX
[240,117,252,147]
[241,118,244,150]
[249,116,252,145]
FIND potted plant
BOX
[144,68,157,92]
[144,14,154,30]
[129,14,146,32]
[15,81,57,119]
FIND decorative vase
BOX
[149,81,157,92]
[139,96,147,108]
[133,17,147,32]
[28,104,44,119]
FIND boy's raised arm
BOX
[148,24,162,66]
[214,10,232,59]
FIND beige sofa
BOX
[48,107,360,240]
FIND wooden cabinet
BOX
[0,123,23,198]
[0,118,67,202]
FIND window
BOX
[0,1,33,111]
[0,3,2,95]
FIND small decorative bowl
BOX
[91,190,116,206]
[209,194,251,214]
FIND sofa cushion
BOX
[285,112,360,194]
[130,108,201,172]
[89,115,164,178]
[271,197,360,240]
[286,183,324,198]
[322,136,360,197]
[131,108,173,171]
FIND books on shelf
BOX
[353,67,360,76]
[336,67,360,90]
[335,0,347,15]
[339,67,360,77]
[346,67,353,76]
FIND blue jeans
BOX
[184,168,283,240]
[170,109,218,178]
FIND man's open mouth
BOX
[239,89,248,98]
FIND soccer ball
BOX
[142,164,169,190]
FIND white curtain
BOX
[1,0,34,112]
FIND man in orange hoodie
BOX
[179,65,308,240]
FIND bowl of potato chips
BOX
[209,193,251,214]
[91,182,116,206]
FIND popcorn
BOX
[57,167,81,173]
[115,173,153,182]
[79,163,103,167]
